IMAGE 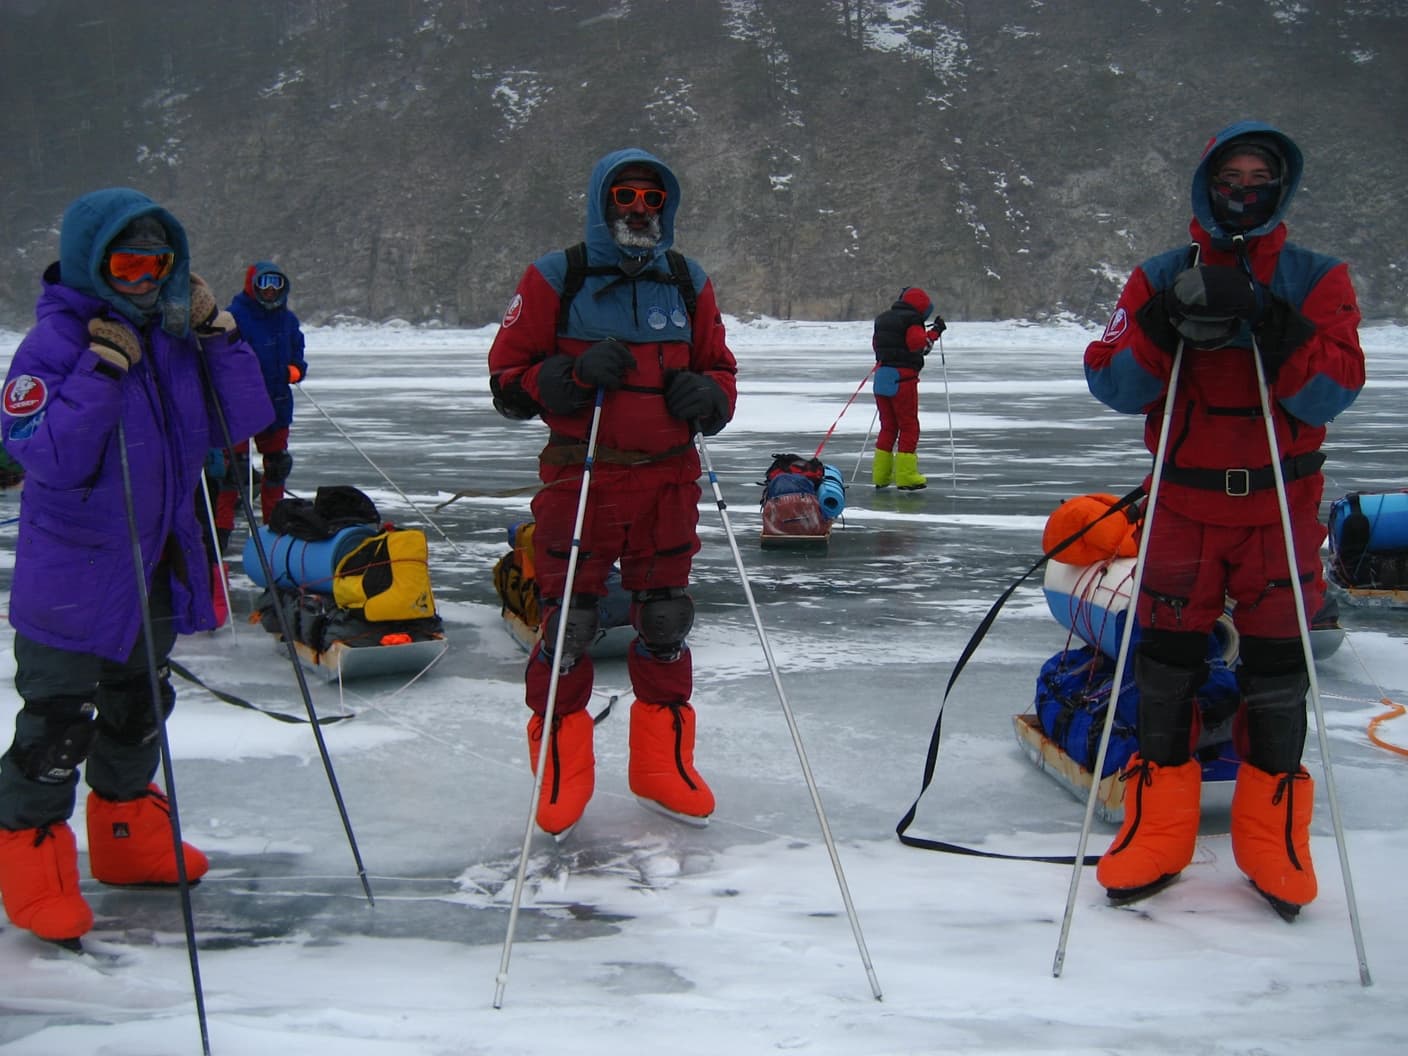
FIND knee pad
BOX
[263,449,293,486]
[94,668,175,747]
[11,698,97,784]
[634,588,694,661]
[226,451,252,486]
[541,595,601,671]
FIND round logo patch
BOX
[671,307,688,329]
[1102,307,1128,344]
[3,374,49,417]
[502,293,524,328]
[646,306,668,331]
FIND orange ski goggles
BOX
[106,248,174,286]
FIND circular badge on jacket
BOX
[3,375,49,417]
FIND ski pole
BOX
[198,350,375,906]
[198,474,235,639]
[696,428,883,1002]
[813,364,877,460]
[937,334,957,495]
[116,421,211,1056]
[1248,332,1371,986]
[1052,339,1186,978]
[494,388,606,1010]
[851,407,879,484]
[295,383,465,556]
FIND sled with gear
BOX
[758,453,846,550]
[243,486,447,681]
[491,520,634,657]
[1015,492,1342,821]
[1326,489,1408,606]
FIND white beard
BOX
[611,214,662,250]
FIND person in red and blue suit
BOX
[488,148,737,836]
[1084,121,1364,918]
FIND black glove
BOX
[535,355,592,415]
[573,338,634,390]
[664,370,728,434]
[1253,294,1316,383]
[927,316,947,340]
[1165,265,1262,349]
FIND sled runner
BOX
[758,453,844,550]
[244,487,448,681]
[492,521,634,657]
[1326,489,1408,606]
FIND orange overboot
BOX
[87,785,209,886]
[1096,755,1201,901]
[628,700,715,823]
[527,709,595,836]
[1231,763,1317,918]
[0,823,94,942]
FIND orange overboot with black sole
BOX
[1231,763,1316,920]
[527,709,595,838]
[628,699,714,825]
[0,822,94,944]
[87,785,209,886]
[1097,755,1202,903]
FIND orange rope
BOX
[1367,697,1408,758]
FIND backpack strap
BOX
[556,242,590,334]
[665,249,697,320]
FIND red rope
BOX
[813,365,878,459]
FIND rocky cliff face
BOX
[1,0,1404,327]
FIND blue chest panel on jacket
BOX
[536,250,697,345]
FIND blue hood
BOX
[583,147,681,268]
[246,259,290,310]
[58,187,193,335]
[1190,120,1303,246]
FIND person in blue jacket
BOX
[213,261,307,543]
[0,188,273,945]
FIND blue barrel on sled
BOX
[1328,491,1408,551]
[242,523,381,593]
[816,464,846,520]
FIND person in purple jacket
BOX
[0,188,273,945]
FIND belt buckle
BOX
[1225,468,1250,496]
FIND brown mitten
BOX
[190,274,236,337]
[87,318,141,372]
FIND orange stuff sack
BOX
[1043,493,1139,566]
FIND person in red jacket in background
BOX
[1084,121,1364,917]
[871,287,945,490]
[488,148,737,837]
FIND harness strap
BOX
[539,437,694,467]
[895,484,1147,864]
[1160,451,1325,496]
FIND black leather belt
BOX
[1160,452,1326,496]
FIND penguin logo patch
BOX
[3,375,48,417]
[501,293,524,328]
[1102,307,1128,343]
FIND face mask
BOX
[1209,178,1281,231]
